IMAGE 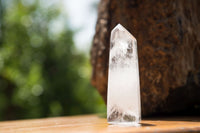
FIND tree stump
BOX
[91,0,200,116]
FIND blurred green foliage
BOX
[0,0,106,120]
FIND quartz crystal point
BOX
[107,24,141,126]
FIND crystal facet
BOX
[107,24,141,126]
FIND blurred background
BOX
[0,0,106,121]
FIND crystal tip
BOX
[112,23,136,41]
[113,23,125,31]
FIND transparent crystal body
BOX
[107,24,141,126]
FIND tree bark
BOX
[91,0,200,116]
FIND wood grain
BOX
[0,115,199,133]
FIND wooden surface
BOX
[0,115,200,133]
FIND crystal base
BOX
[108,121,141,127]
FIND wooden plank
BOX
[0,114,199,133]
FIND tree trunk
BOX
[91,0,200,116]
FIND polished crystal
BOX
[107,24,141,126]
